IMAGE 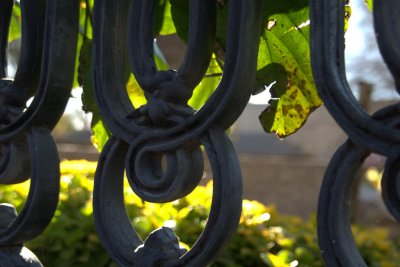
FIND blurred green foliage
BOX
[1,160,399,267]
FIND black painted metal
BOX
[2,0,397,265]
[310,0,400,266]
[92,0,263,266]
[0,0,79,265]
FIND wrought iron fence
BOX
[0,0,79,265]
[310,0,400,266]
[0,0,398,266]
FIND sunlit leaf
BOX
[78,38,110,152]
[90,117,110,151]
[80,37,173,151]
[79,0,93,39]
[365,0,373,11]
[126,74,147,109]
[156,0,176,36]
[168,1,224,110]
[345,1,352,31]
[8,5,21,42]
[188,55,221,109]
[256,1,322,138]
[170,0,323,138]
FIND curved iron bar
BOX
[317,104,400,266]
[311,0,400,266]
[128,0,215,104]
[310,0,400,155]
[317,140,369,266]
[93,0,263,265]
[372,104,400,221]
[0,0,79,264]
[373,0,400,92]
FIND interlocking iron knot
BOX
[92,0,263,266]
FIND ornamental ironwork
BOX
[0,0,79,265]
[0,0,398,266]
[92,0,262,265]
[310,0,400,266]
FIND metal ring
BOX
[0,129,60,246]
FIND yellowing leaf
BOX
[365,0,373,11]
[257,2,322,138]
[259,83,321,138]
[188,55,221,109]
[126,74,147,109]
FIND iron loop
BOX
[317,140,369,267]
[128,0,216,101]
[373,0,400,92]
[310,0,400,154]
[0,128,60,246]
[94,128,242,267]
[126,138,204,203]
[381,149,400,221]
[0,0,79,141]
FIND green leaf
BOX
[365,0,373,11]
[72,1,93,88]
[8,5,21,42]
[169,1,322,138]
[257,1,322,138]
[155,0,176,36]
[91,117,110,151]
[78,38,92,90]
[170,0,189,42]
[188,55,221,109]
[78,38,110,151]
[345,2,352,31]
[124,43,169,109]
[80,39,171,151]
[126,74,147,109]
[79,0,93,40]
[79,38,98,120]
[165,1,223,110]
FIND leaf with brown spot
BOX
[259,84,319,138]
[256,0,322,138]
[169,0,352,138]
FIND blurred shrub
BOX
[0,160,399,267]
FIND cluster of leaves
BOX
[77,0,224,150]
[77,0,323,147]
[7,1,368,144]
[6,0,376,145]
[1,160,399,267]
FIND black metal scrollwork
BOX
[310,0,400,266]
[0,0,78,265]
[92,0,262,266]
